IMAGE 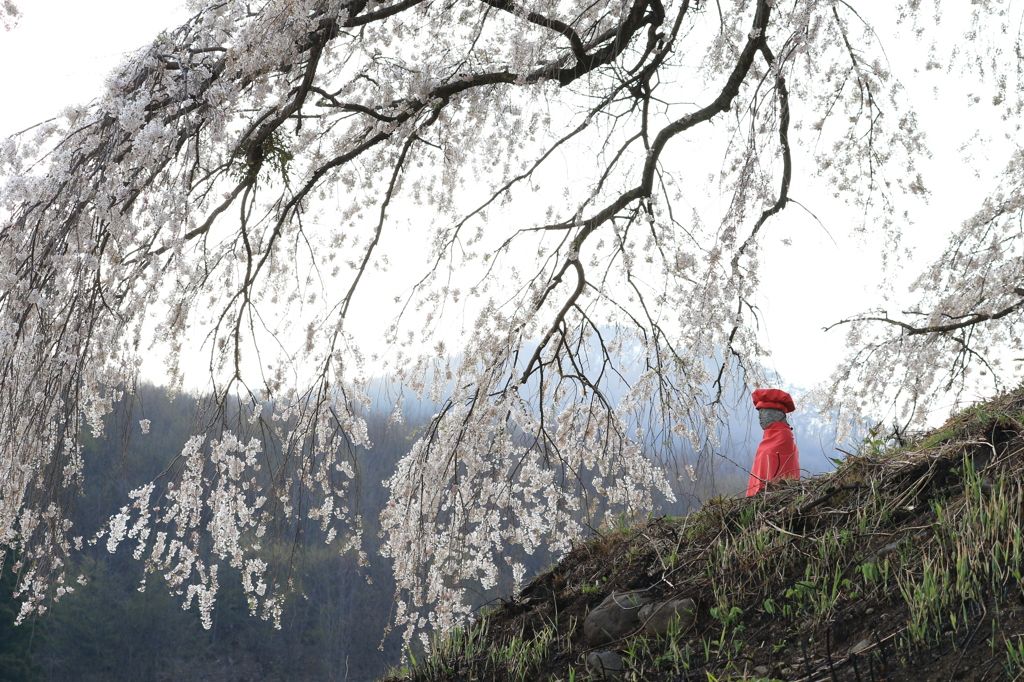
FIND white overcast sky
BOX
[0,1,1009,417]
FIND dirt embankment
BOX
[383,386,1024,682]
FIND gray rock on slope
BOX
[586,651,624,678]
[584,591,651,646]
[638,598,696,637]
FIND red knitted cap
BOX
[751,388,796,414]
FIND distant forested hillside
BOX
[23,385,408,682]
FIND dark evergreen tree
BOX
[0,553,45,682]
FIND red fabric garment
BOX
[745,421,800,496]
[751,388,796,413]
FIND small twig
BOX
[764,518,805,539]
[789,628,906,682]
[826,628,840,682]
[850,650,864,682]
[948,601,986,682]
[797,484,867,514]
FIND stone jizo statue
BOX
[746,388,800,496]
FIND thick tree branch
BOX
[732,39,792,270]
[521,259,587,383]
[825,288,1024,335]
[476,0,588,62]
[566,0,772,250]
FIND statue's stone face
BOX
[758,408,787,430]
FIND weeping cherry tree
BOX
[1,0,1022,645]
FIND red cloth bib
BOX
[746,421,800,496]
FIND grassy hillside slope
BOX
[383,385,1024,682]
